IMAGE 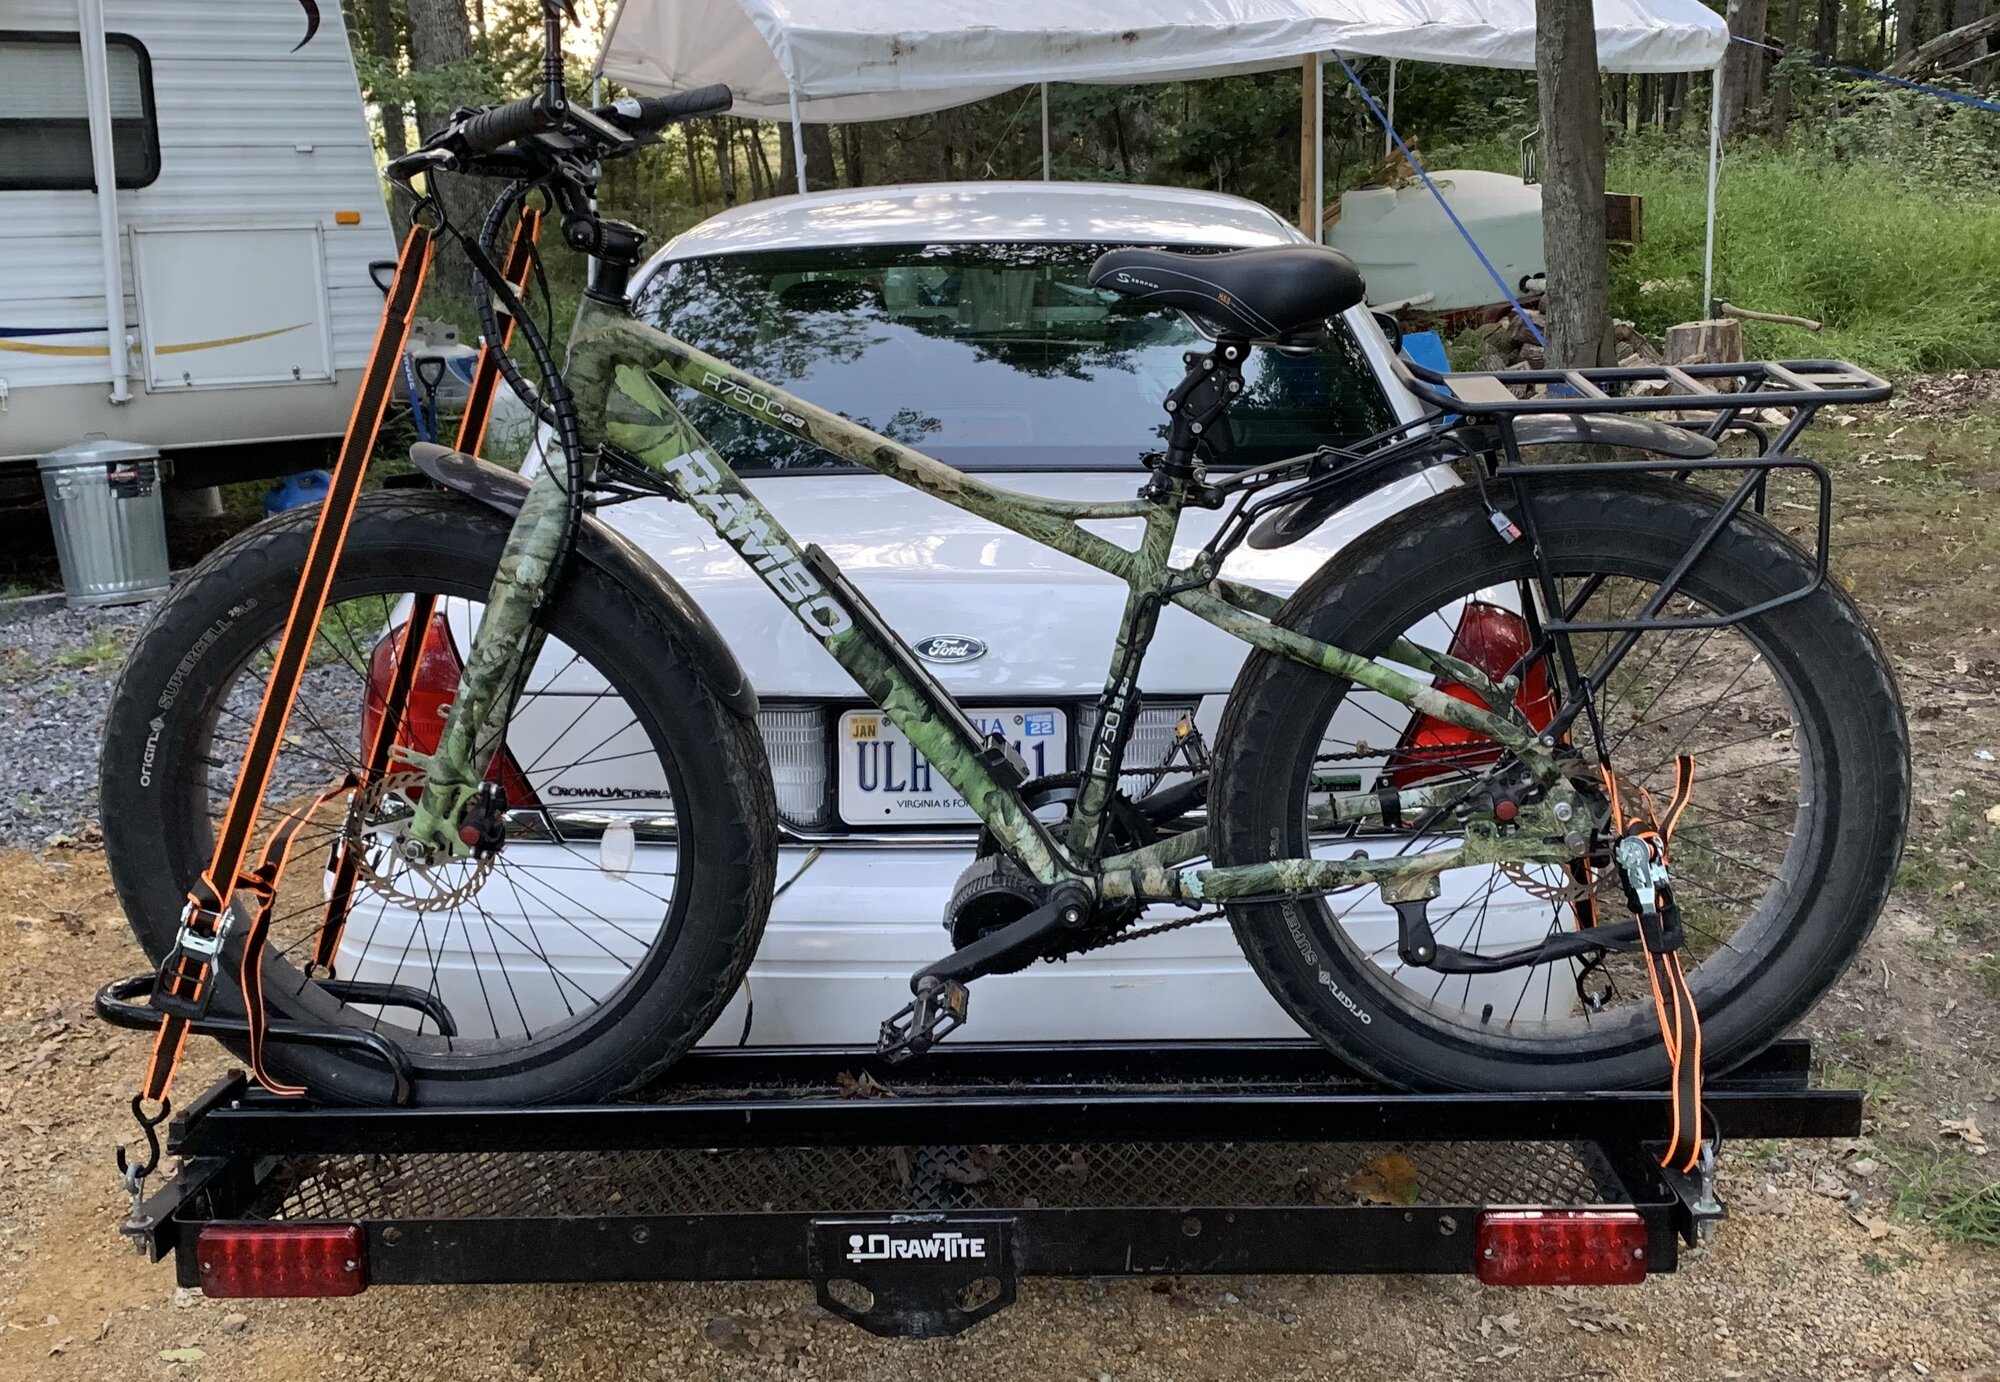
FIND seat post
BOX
[1154,336,1248,494]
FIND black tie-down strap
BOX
[1604,755,1705,1174]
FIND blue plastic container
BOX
[264,469,333,515]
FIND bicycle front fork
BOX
[402,462,576,857]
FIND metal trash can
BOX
[38,440,172,608]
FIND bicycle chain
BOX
[1073,906,1228,954]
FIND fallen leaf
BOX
[48,1337,72,1356]
[1939,1117,1989,1154]
[1848,1212,1892,1240]
[159,1347,206,1364]
[1986,804,2000,826]
[1343,1151,1421,1206]
[1479,1313,1523,1338]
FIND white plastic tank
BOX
[1329,169,1545,312]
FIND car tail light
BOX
[758,706,831,830]
[197,1223,367,1297]
[1389,602,1557,789]
[1475,1209,1649,1286]
[360,614,540,809]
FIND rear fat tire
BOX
[1210,477,1909,1091]
[100,491,778,1106]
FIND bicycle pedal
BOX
[876,979,969,1064]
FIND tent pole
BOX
[788,85,808,196]
[1384,60,1397,159]
[1041,82,1052,180]
[1312,55,1324,243]
[1702,68,1721,314]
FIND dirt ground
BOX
[5,379,2000,1381]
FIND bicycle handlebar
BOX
[605,85,734,133]
[444,83,733,164]
[455,94,557,157]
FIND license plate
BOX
[838,707,1066,826]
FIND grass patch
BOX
[1890,1151,2000,1248]
[1434,129,2000,374]
[55,626,129,670]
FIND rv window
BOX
[0,31,159,192]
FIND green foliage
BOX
[1440,97,2000,374]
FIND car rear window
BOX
[631,242,1398,474]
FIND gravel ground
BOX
[0,596,151,848]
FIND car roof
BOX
[654,181,1304,260]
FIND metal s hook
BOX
[115,1093,171,1215]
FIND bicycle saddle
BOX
[1088,244,1367,341]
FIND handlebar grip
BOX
[607,84,734,133]
[455,95,553,156]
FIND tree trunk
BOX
[1815,0,1840,57]
[368,0,408,162]
[404,0,473,139]
[748,126,774,194]
[1718,0,1771,140]
[710,119,737,205]
[1536,0,1615,369]
[1772,0,1805,136]
[1895,0,1921,54]
[741,126,767,199]
[840,124,867,187]
[404,0,484,272]
[682,127,705,203]
[802,123,837,191]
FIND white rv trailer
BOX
[0,0,393,480]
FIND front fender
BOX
[403,443,759,719]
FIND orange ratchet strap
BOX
[1602,755,1705,1174]
[310,205,544,981]
[140,224,435,1106]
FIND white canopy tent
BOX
[596,0,1732,305]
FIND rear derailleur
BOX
[1386,761,1644,984]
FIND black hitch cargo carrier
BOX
[122,1037,1858,1339]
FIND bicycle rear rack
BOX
[125,1038,1858,1339]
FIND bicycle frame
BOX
[405,294,1582,907]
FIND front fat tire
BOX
[1210,476,1908,1092]
[99,491,778,1106]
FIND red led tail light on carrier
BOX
[196,1223,368,1298]
[1474,1209,1649,1286]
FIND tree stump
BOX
[1663,318,1745,365]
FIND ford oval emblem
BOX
[913,634,988,664]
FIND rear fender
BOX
[402,443,759,719]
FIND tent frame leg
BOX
[1702,69,1722,314]
[788,85,809,196]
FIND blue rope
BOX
[1733,33,2000,115]
[1329,52,1546,346]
